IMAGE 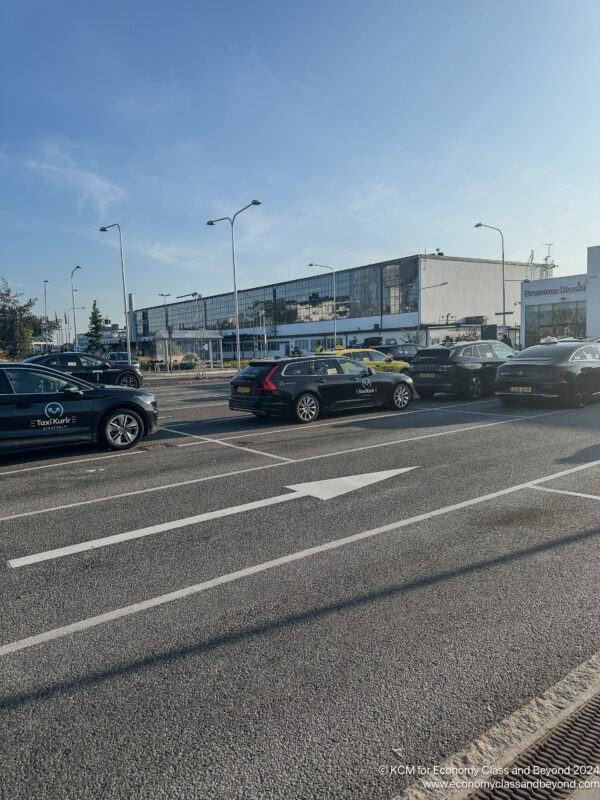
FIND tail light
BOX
[255,366,278,392]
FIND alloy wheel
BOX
[392,384,411,409]
[107,413,140,446]
[296,394,318,423]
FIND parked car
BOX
[410,340,516,399]
[373,344,421,363]
[24,352,143,388]
[229,356,414,423]
[106,351,141,369]
[495,341,600,408]
[323,348,410,374]
[0,362,158,452]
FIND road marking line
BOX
[530,485,600,501]
[0,411,559,523]
[158,402,229,411]
[0,451,142,477]
[8,469,415,568]
[161,427,294,462]
[2,459,599,656]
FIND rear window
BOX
[235,364,276,380]
[413,348,455,361]
[513,346,563,361]
[0,370,13,394]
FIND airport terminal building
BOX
[131,253,551,359]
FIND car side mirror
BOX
[64,385,83,395]
[386,356,393,362]
[365,366,375,375]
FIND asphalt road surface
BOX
[2,381,600,799]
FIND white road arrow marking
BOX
[7,468,416,569]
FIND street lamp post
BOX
[177,291,204,373]
[43,280,49,351]
[99,223,132,366]
[475,223,506,335]
[417,282,448,346]
[206,200,261,371]
[70,266,82,351]
[308,263,337,346]
[159,293,171,370]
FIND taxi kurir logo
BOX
[45,402,64,418]
[362,377,372,389]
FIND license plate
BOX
[421,372,435,378]
[237,386,250,393]
[509,386,532,393]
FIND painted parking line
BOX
[0,450,143,477]
[161,426,295,462]
[530,485,600,501]
[2,458,599,657]
[0,410,558,523]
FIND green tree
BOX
[86,300,103,352]
[0,277,49,359]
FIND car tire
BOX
[569,378,589,408]
[294,393,320,423]
[499,396,518,406]
[117,373,140,389]
[390,382,412,410]
[101,408,144,450]
[464,374,483,400]
[417,389,435,399]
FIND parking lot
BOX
[2,380,600,799]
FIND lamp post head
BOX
[251,200,261,206]
[441,281,448,286]
[308,263,315,267]
[99,226,109,232]
[206,220,215,226]
[474,223,483,228]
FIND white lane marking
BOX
[8,469,415,567]
[157,402,229,411]
[176,399,502,446]
[2,459,598,656]
[161,426,294,462]
[530,485,600,501]
[0,451,142,477]
[0,411,559,523]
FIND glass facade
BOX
[524,300,586,346]
[134,256,419,339]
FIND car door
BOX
[578,345,600,393]
[311,358,349,408]
[78,354,119,384]
[473,343,499,388]
[336,358,382,407]
[4,367,95,448]
[0,369,17,451]
[366,350,396,373]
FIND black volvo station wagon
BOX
[229,356,414,423]
[24,352,142,388]
[0,362,159,453]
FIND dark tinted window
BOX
[44,355,61,367]
[312,359,340,375]
[58,354,81,368]
[5,368,70,394]
[460,346,475,358]
[79,355,104,367]
[413,348,455,361]
[0,370,13,394]
[283,361,312,376]
[514,346,564,361]
[236,364,276,380]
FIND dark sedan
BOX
[495,342,600,408]
[373,344,421,363]
[410,340,516,399]
[24,352,142,388]
[0,362,159,453]
[229,356,414,423]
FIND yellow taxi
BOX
[323,347,410,374]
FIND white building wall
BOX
[420,256,547,331]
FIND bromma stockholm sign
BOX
[524,281,587,298]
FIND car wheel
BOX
[294,393,319,423]
[417,389,435,399]
[390,383,412,410]
[569,378,589,408]
[465,374,483,400]
[117,373,140,388]
[101,408,144,450]
[499,396,518,406]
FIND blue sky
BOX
[1,0,599,326]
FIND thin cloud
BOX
[27,142,126,214]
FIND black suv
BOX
[229,356,414,423]
[0,362,158,453]
[24,352,142,388]
[410,340,515,399]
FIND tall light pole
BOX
[207,200,261,371]
[308,263,337,346]
[99,223,132,366]
[43,280,49,351]
[70,265,82,351]
[177,291,204,372]
[475,223,506,335]
[159,293,171,370]
[417,282,448,346]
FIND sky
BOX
[1,0,600,327]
